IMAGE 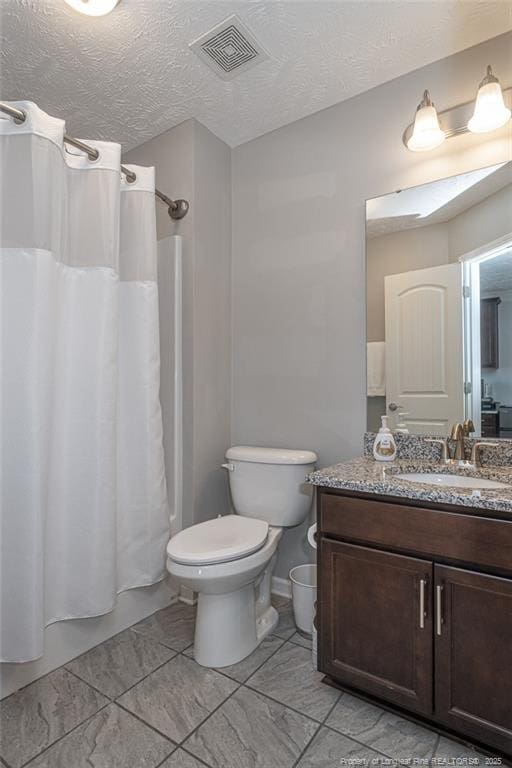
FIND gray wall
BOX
[449,183,512,260]
[124,120,231,528]
[192,121,232,524]
[231,31,512,578]
[366,222,451,343]
[124,32,511,582]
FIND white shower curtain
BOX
[0,102,170,662]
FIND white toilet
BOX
[166,445,317,668]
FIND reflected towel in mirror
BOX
[367,341,386,396]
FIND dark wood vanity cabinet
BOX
[481,297,501,369]
[434,566,512,751]
[481,410,499,437]
[317,488,512,757]
[321,540,433,714]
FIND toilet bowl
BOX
[168,518,282,667]
[166,445,316,668]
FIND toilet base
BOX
[194,553,279,668]
[194,588,278,668]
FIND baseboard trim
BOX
[271,576,292,599]
[176,579,292,605]
[178,586,197,606]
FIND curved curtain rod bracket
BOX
[169,199,189,220]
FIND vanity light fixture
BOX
[403,64,511,152]
[468,66,511,134]
[64,0,120,16]
[406,90,445,152]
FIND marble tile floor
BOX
[0,598,504,768]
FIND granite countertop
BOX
[308,457,512,514]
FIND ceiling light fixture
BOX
[406,90,445,152]
[64,0,120,16]
[403,64,511,152]
[468,65,511,134]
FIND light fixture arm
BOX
[418,90,434,110]
[479,65,499,87]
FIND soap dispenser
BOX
[373,415,397,462]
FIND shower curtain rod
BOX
[0,102,189,221]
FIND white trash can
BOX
[289,564,317,638]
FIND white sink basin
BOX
[395,473,509,490]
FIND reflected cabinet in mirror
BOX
[366,162,512,438]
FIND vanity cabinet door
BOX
[319,539,433,715]
[434,565,512,755]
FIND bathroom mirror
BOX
[366,161,512,438]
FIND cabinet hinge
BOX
[464,381,472,395]
[463,285,471,299]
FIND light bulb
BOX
[64,0,120,16]
[407,90,445,152]
[468,66,511,134]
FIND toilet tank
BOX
[224,446,317,527]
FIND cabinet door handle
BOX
[436,584,444,636]
[419,578,426,629]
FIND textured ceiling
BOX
[481,250,512,292]
[1,0,511,150]
[367,162,512,237]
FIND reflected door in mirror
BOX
[384,263,464,436]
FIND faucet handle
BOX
[470,442,499,466]
[463,419,475,436]
[425,438,450,462]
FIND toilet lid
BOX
[167,515,269,566]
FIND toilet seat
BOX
[167,515,269,566]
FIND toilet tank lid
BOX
[225,446,317,465]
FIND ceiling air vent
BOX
[190,15,268,80]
